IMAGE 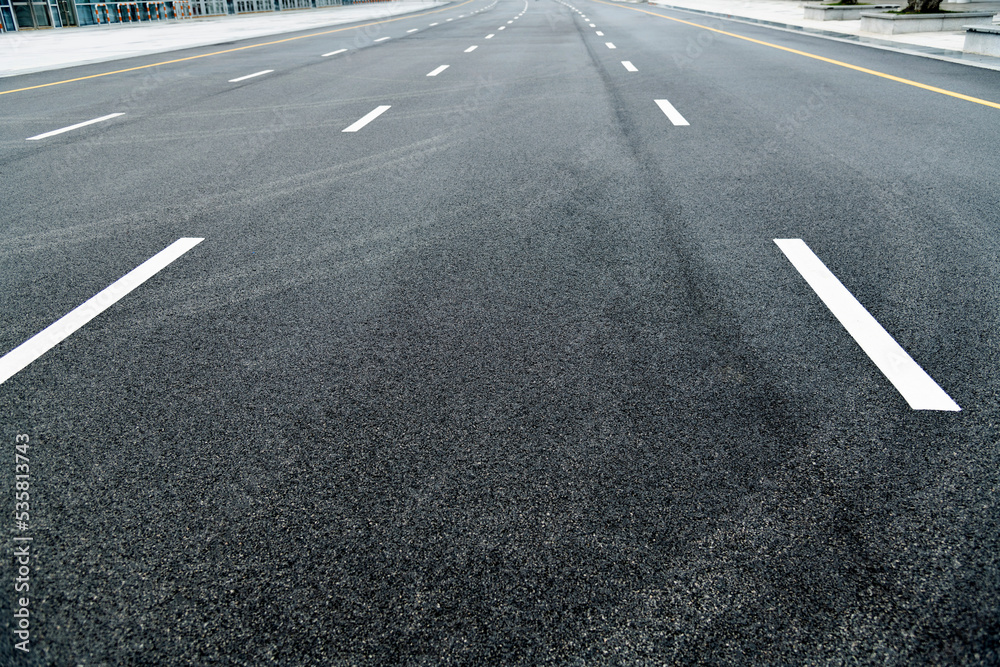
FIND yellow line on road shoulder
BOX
[0,0,476,96]
[591,0,1000,110]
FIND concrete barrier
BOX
[860,10,994,33]
[963,23,1000,55]
[803,4,899,21]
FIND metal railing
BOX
[65,0,372,25]
[187,0,224,15]
[233,0,270,12]
[78,0,182,22]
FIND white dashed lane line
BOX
[605,42,616,49]
[486,33,495,38]
[596,30,604,36]
[430,21,439,25]
[228,69,273,83]
[407,28,418,33]
[322,49,347,57]
[0,238,204,385]
[622,61,637,72]
[342,105,391,133]
[498,25,505,30]
[26,112,124,141]
[374,37,390,42]
[427,65,449,76]
[774,239,961,411]
[465,45,478,52]
[655,98,689,126]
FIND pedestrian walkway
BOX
[647,0,1000,69]
[0,0,446,78]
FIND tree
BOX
[903,0,942,11]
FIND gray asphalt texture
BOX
[2,0,1000,663]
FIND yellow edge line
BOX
[592,0,1000,110]
[0,0,476,96]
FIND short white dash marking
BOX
[605,42,616,49]
[427,64,449,76]
[228,69,273,83]
[498,25,505,29]
[446,17,453,21]
[430,21,439,25]
[622,60,637,72]
[26,113,124,141]
[374,36,390,42]
[407,28,418,33]
[595,30,604,36]
[0,238,204,385]
[654,98,689,125]
[322,48,347,57]
[486,33,495,38]
[342,105,391,132]
[773,238,960,411]
[465,45,478,52]
[589,23,595,27]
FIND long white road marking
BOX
[374,36,390,42]
[654,98,689,126]
[464,45,478,52]
[486,33,495,38]
[427,65,450,76]
[605,42,616,49]
[622,60,638,72]
[322,48,348,57]
[596,30,604,36]
[26,113,124,141]
[0,238,204,386]
[342,105,391,132]
[228,69,273,83]
[774,239,960,411]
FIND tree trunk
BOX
[904,0,943,12]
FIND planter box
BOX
[860,10,994,33]
[964,23,1000,55]
[803,4,900,20]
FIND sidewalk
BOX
[0,0,447,78]
[647,0,1000,69]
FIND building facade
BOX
[0,0,352,31]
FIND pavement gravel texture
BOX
[1,0,999,663]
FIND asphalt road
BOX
[2,0,999,663]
